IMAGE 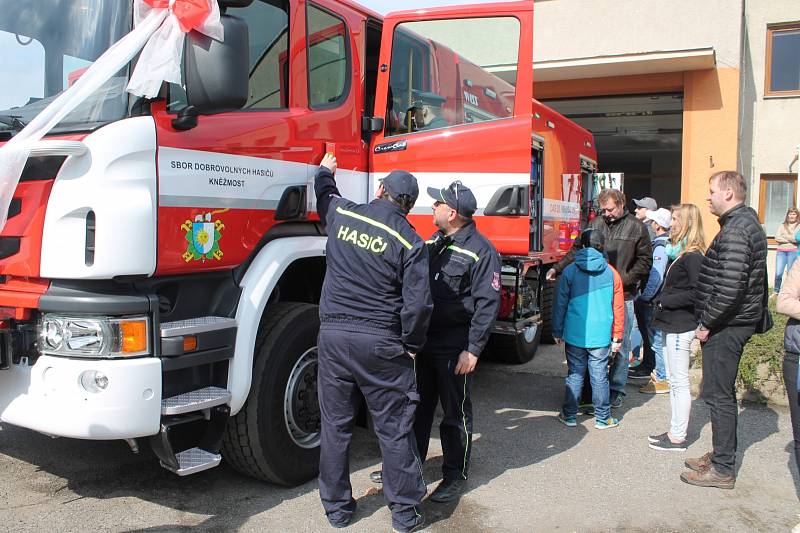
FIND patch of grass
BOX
[737,300,786,391]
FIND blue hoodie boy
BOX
[552,247,624,348]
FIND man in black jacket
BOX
[548,189,652,407]
[315,153,432,532]
[682,170,767,489]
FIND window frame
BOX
[305,2,352,110]
[759,173,797,240]
[764,21,800,97]
[382,15,520,139]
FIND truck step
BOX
[163,447,221,476]
[161,386,232,415]
[160,316,236,338]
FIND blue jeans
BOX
[775,250,797,293]
[610,297,636,399]
[652,328,665,381]
[563,343,612,421]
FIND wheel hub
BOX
[284,347,321,449]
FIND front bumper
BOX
[0,354,161,439]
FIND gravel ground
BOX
[0,344,797,532]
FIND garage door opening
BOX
[544,93,683,209]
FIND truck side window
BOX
[307,4,350,108]
[168,0,290,112]
[384,17,519,137]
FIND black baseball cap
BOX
[381,170,419,203]
[427,181,477,218]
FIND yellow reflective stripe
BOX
[425,238,438,244]
[447,244,479,262]
[335,206,413,250]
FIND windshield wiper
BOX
[0,114,27,135]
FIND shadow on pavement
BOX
[398,364,591,530]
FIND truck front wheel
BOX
[222,302,321,485]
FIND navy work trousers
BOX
[413,351,473,482]
[317,327,425,530]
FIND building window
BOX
[759,174,797,237]
[765,22,800,96]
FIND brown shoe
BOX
[680,466,735,489]
[639,378,669,394]
[685,451,713,472]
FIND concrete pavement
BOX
[0,343,797,532]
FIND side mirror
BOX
[484,185,530,216]
[184,13,249,114]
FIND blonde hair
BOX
[671,203,706,256]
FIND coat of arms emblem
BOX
[181,212,224,262]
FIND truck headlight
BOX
[39,315,150,358]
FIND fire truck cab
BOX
[0,0,596,485]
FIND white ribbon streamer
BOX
[0,0,223,233]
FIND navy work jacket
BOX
[315,166,433,352]
[424,221,501,357]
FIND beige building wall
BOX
[741,1,800,287]
[532,0,742,68]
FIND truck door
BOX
[368,2,534,254]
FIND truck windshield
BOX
[0,0,131,138]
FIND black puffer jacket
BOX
[695,204,767,331]
[556,210,652,296]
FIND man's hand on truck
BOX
[320,152,337,173]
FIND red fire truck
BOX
[0,0,596,485]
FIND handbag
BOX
[755,276,773,334]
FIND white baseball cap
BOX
[645,208,672,230]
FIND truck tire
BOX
[540,279,556,344]
[222,302,321,486]
[486,321,542,364]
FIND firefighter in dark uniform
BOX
[314,153,432,533]
[416,181,502,502]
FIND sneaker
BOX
[628,367,652,380]
[557,412,577,427]
[370,470,383,484]
[595,417,620,430]
[639,378,669,394]
[579,403,595,416]
[649,433,687,451]
[648,432,668,444]
[610,395,623,409]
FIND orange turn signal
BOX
[120,320,148,353]
[183,335,198,353]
